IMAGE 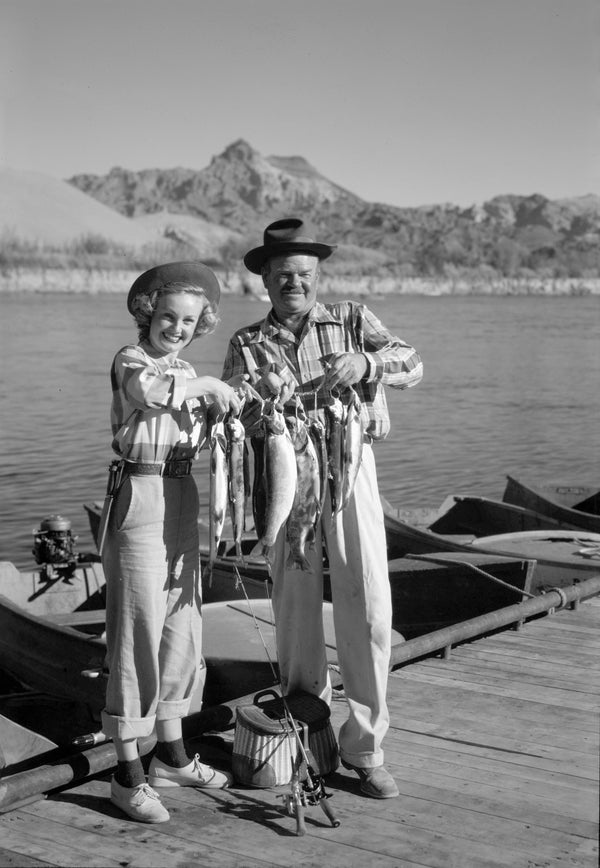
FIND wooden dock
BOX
[0,596,598,867]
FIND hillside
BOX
[0,168,156,248]
[68,139,600,279]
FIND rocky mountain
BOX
[68,139,600,277]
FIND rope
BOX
[408,554,537,598]
[544,586,569,611]
[576,542,600,558]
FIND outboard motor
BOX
[32,514,78,580]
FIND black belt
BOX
[122,459,193,478]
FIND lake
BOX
[1,291,598,568]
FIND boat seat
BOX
[45,609,106,627]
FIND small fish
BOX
[325,395,346,515]
[259,402,297,560]
[309,417,328,523]
[340,389,364,510]
[203,417,228,581]
[226,415,246,561]
[286,415,321,572]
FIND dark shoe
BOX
[342,761,399,799]
[110,777,170,822]
[148,753,232,789]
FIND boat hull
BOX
[430,494,581,535]
[503,475,600,533]
[382,498,600,592]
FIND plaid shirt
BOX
[222,301,423,440]
[109,342,206,462]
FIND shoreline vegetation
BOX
[1,234,599,296]
[1,266,599,297]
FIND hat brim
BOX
[243,242,336,275]
[127,261,221,314]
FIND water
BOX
[1,291,598,568]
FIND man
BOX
[222,218,423,799]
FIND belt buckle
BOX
[169,459,191,477]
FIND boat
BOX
[503,475,600,533]
[83,501,534,639]
[382,496,600,592]
[429,494,582,535]
[0,558,385,731]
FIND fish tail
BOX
[286,551,314,573]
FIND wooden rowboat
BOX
[0,560,362,731]
[83,501,534,640]
[503,475,600,533]
[382,496,600,592]
[429,494,582,535]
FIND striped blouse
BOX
[109,342,206,463]
[222,301,423,441]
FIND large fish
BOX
[325,395,346,515]
[340,389,365,511]
[286,415,321,572]
[203,416,228,581]
[226,415,246,562]
[259,402,297,560]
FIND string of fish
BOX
[203,386,365,580]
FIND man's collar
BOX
[258,302,341,338]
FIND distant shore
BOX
[1,267,599,296]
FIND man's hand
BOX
[259,371,297,405]
[323,353,368,390]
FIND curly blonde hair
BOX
[131,283,220,342]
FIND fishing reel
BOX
[283,764,340,835]
[32,514,78,581]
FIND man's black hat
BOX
[243,218,336,275]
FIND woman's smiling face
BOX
[148,290,205,357]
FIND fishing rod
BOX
[234,564,340,835]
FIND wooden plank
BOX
[45,610,106,627]
[0,845,49,867]
[0,594,597,868]
[137,778,596,868]
[413,658,600,703]
[390,669,600,720]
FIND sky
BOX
[1,0,598,208]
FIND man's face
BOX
[262,254,320,322]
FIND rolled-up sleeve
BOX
[116,349,189,410]
[360,306,423,390]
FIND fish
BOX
[259,402,297,560]
[340,389,364,511]
[325,395,346,515]
[251,435,267,541]
[309,417,328,523]
[286,414,321,572]
[202,416,228,581]
[226,415,246,562]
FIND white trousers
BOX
[270,444,392,768]
[101,475,204,740]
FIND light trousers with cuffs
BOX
[101,474,204,741]
[270,444,392,769]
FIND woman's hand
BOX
[227,373,263,407]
